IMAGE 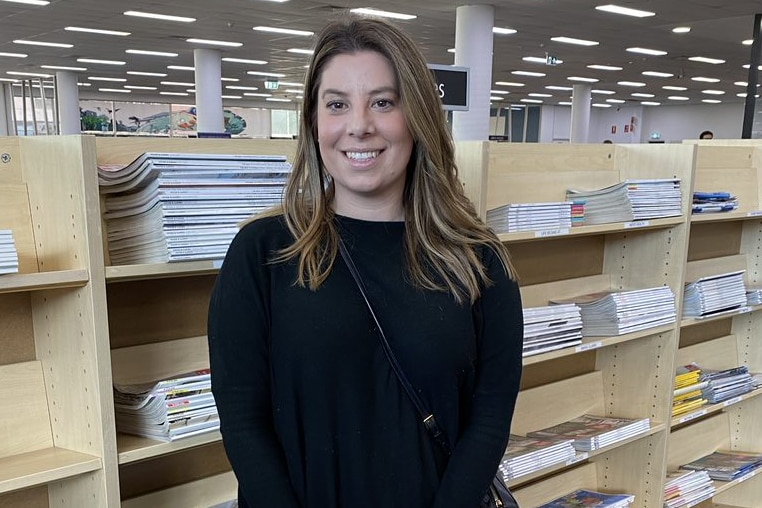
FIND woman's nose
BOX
[347,107,374,137]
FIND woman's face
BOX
[316,50,414,219]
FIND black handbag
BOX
[338,240,519,508]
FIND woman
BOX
[208,14,523,508]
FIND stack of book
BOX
[522,304,583,357]
[498,434,577,481]
[692,191,738,214]
[680,450,762,481]
[486,201,581,233]
[0,229,19,275]
[663,470,715,508]
[672,363,708,417]
[527,414,651,452]
[539,489,635,508]
[565,179,682,225]
[98,152,292,265]
[550,286,676,336]
[700,366,755,403]
[682,270,748,318]
[113,369,219,442]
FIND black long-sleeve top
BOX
[208,214,523,508]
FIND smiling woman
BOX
[208,13,524,508]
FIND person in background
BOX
[700,130,714,139]
[208,13,524,508]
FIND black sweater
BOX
[208,215,523,508]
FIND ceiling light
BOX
[167,65,195,71]
[668,96,690,101]
[13,39,73,48]
[512,71,546,77]
[124,85,157,90]
[546,85,572,91]
[742,39,754,46]
[520,98,544,103]
[692,77,720,83]
[493,27,517,35]
[631,93,655,98]
[41,65,86,71]
[673,27,691,34]
[587,64,622,71]
[489,96,504,101]
[627,47,667,56]
[592,103,612,108]
[98,88,130,93]
[494,81,525,87]
[0,52,27,58]
[65,26,131,36]
[595,4,654,17]
[2,0,49,5]
[642,71,673,78]
[618,81,646,87]
[222,57,268,65]
[606,99,626,103]
[689,56,726,65]
[127,71,166,76]
[641,101,661,106]
[591,89,616,94]
[663,85,687,91]
[247,71,286,77]
[266,97,292,102]
[253,26,313,36]
[447,48,456,53]
[244,92,272,97]
[127,49,178,57]
[88,76,127,82]
[568,76,599,82]
[349,8,416,20]
[161,81,195,86]
[124,11,196,22]
[491,89,510,94]
[702,90,725,95]
[226,85,259,91]
[187,38,243,47]
[186,89,196,93]
[0,78,19,82]
[220,78,238,83]
[7,71,50,77]
[558,101,572,106]
[522,57,546,64]
[529,93,553,97]
[702,99,722,104]
[743,64,762,70]
[278,81,303,87]
[221,95,242,99]
[284,89,303,93]
[159,91,189,96]
[287,48,314,55]
[78,58,126,65]
[77,82,90,86]
[551,36,599,46]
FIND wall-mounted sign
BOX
[427,64,469,111]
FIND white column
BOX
[570,84,592,143]
[193,48,224,134]
[0,83,11,136]
[452,4,494,141]
[56,71,80,135]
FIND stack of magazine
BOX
[550,286,676,336]
[98,152,292,265]
[539,489,635,507]
[663,470,715,508]
[565,179,682,225]
[498,434,577,481]
[486,201,581,233]
[527,414,651,452]
[113,369,219,442]
[700,365,755,403]
[0,229,19,275]
[680,450,762,481]
[682,270,748,318]
[672,363,708,418]
[522,304,583,357]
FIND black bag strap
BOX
[338,239,452,456]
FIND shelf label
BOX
[576,341,603,352]
[747,210,762,217]
[624,220,650,229]
[212,259,224,269]
[736,468,760,483]
[723,396,742,407]
[534,228,569,238]
[678,409,707,424]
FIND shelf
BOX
[713,467,762,496]
[523,324,675,366]
[691,211,762,224]
[117,431,222,465]
[0,447,102,494]
[105,260,222,282]
[120,470,237,508]
[671,388,762,428]
[496,216,685,244]
[680,305,762,328]
[0,269,89,294]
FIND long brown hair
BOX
[263,13,515,303]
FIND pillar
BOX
[56,71,80,135]
[193,48,224,134]
[570,84,592,143]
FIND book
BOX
[527,414,650,452]
[680,450,762,481]
[539,489,635,507]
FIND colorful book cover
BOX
[539,488,634,507]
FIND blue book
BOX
[540,489,634,507]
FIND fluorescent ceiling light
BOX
[522,56,564,65]
[244,92,273,97]
[631,93,655,98]
[284,89,303,93]
[494,81,525,87]
[606,99,626,103]
[668,96,689,101]
[266,97,292,102]
[226,85,259,91]
[2,0,49,5]
[743,40,754,46]
[65,26,130,36]
[520,98,543,103]
[489,96,504,101]
[491,89,510,94]
[529,93,553,97]
[124,11,196,22]
[595,4,654,17]
[253,26,313,36]
[222,57,267,65]
[592,103,612,108]
[512,70,546,77]
[642,71,673,78]
[124,85,157,90]
[618,81,646,87]
[88,76,127,82]
[13,39,73,48]
[287,48,314,55]
[0,52,27,58]
[689,56,726,65]
[161,81,195,86]
[220,78,239,82]
[558,101,572,106]
[41,65,86,71]
[702,90,725,95]
[247,71,286,77]
[447,48,456,53]
[546,85,572,91]
[673,27,691,34]
[221,95,242,99]
[127,71,166,76]
[77,82,91,86]
[98,88,130,93]
[0,78,20,82]
[627,47,667,56]
[587,64,622,71]
[493,27,517,35]
[568,76,599,82]
[167,65,195,71]
[78,58,126,65]
[127,49,178,57]
[702,99,721,104]
[277,81,302,87]
[551,36,599,46]
[186,89,196,93]
[743,64,762,70]
[159,91,189,96]
[349,8,416,20]
[663,85,687,91]
[591,89,616,94]
[7,71,50,77]
[641,101,661,106]
[692,77,720,83]
[187,38,243,47]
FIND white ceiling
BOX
[0,0,761,108]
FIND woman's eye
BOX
[326,101,345,111]
[374,98,394,109]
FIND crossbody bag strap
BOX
[338,239,452,456]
